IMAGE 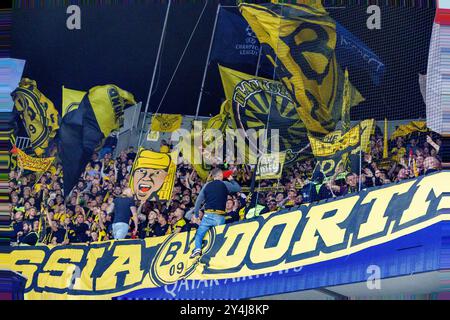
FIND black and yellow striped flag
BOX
[240,1,364,136]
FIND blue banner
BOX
[210,8,274,76]
[115,222,447,300]
[335,22,385,86]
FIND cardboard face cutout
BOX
[130,149,176,202]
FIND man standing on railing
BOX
[189,168,241,259]
[108,187,138,240]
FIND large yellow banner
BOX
[240,2,364,135]
[3,171,450,299]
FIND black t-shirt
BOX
[113,196,136,224]
[90,160,102,169]
[181,222,198,233]
[13,221,23,237]
[45,227,66,244]
[139,222,157,238]
[225,210,240,224]
[72,223,89,243]
[20,232,38,246]
[127,152,137,161]
[54,228,66,243]
[154,223,169,237]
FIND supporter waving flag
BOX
[58,84,136,197]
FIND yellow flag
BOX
[87,84,137,137]
[309,124,360,177]
[219,65,310,165]
[240,2,364,135]
[62,86,86,117]
[204,100,231,148]
[206,100,231,132]
[150,114,183,133]
[359,119,376,154]
[255,152,286,180]
[15,147,55,172]
[12,78,60,156]
[383,118,389,158]
[341,69,351,133]
[390,121,428,140]
[176,126,211,181]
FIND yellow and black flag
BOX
[309,119,375,177]
[309,123,361,177]
[11,78,59,156]
[150,114,183,133]
[59,84,136,196]
[219,65,310,165]
[176,122,213,181]
[240,1,364,136]
[390,121,428,140]
[62,86,86,117]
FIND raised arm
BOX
[223,178,241,193]
[130,205,138,235]
[427,135,440,153]
[193,184,207,217]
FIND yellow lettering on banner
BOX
[73,247,106,291]
[96,244,143,291]
[358,181,415,239]
[37,249,84,290]
[292,196,359,255]
[208,221,259,270]
[400,172,450,225]
[4,250,46,289]
[250,210,302,264]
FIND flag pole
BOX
[255,45,262,76]
[194,3,221,120]
[138,0,172,147]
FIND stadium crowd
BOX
[9,128,443,246]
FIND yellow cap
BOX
[133,149,171,170]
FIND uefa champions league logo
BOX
[245,25,256,38]
[245,25,257,44]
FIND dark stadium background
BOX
[12,1,434,121]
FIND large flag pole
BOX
[138,0,172,147]
[194,3,222,120]
[255,45,262,76]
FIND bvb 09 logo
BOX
[149,228,216,286]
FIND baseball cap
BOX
[223,170,233,179]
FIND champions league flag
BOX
[210,7,274,75]
[59,84,136,196]
[240,1,364,136]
